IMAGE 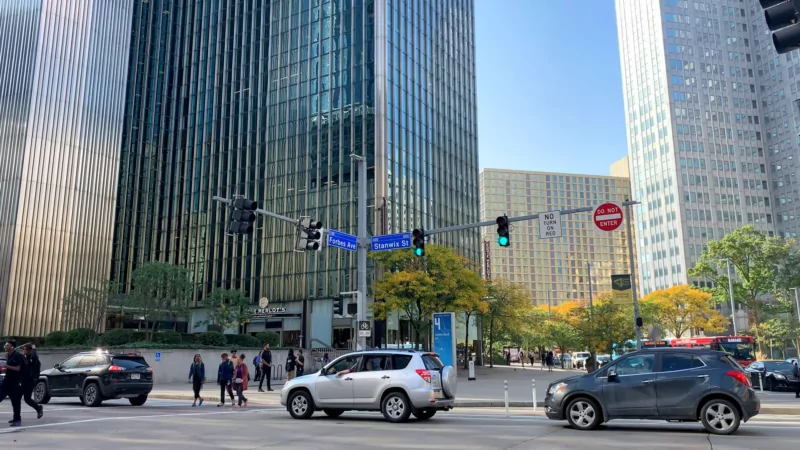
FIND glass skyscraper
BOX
[0,0,133,336]
[112,0,479,346]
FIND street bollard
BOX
[532,379,537,412]
[504,380,509,417]
[468,359,476,381]
[758,372,764,392]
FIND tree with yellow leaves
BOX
[640,284,728,338]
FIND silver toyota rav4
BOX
[280,349,457,422]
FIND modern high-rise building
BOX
[0,0,133,336]
[616,0,776,297]
[479,168,637,307]
[111,0,479,347]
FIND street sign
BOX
[327,229,358,252]
[432,312,456,377]
[371,232,412,252]
[358,320,371,337]
[611,274,633,305]
[154,352,161,362]
[538,210,562,239]
[593,202,623,232]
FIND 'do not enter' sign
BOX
[593,202,623,232]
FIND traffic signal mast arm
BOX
[213,195,300,227]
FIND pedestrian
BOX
[21,344,43,419]
[793,360,800,399]
[258,344,273,392]
[188,353,205,407]
[217,352,234,407]
[546,351,554,372]
[285,349,296,380]
[528,351,534,366]
[540,351,546,368]
[322,352,330,366]
[252,353,262,382]
[3,340,24,427]
[234,354,249,408]
[505,350,511,366]
[229,349,239,371]
[296,349,305,377]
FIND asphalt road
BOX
[2,399,800,449]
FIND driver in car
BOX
[335,359,360,377]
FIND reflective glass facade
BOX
[112,0,479,317]
[0,0,133,336]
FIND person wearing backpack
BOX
[252,354,262,382]
[285,349,296,380]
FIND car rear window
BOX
[391,355,412,370]
[112,356,149,369]
[421,354,444,370]
[718,355,744,371]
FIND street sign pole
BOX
[353,154,369,351]
[625,203,643,350]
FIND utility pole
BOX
[587,262,595,315]
[793,288,800,325]
[723,258,738,336]
[547,290,551,319]
[624,203,643,350]
[352,154,369,351]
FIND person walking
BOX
[3,341,25,427]
[528,351,535,366]
[285,349,296,380]
[252,353,262,382]
[188,353,205,407]
[233,354,250,408]
[258,344,273,392]
[793,360,800,399]
[322,352,330,366]
[217,352,234,407]
[546,351,554,372]
[296,350,305,377]
[21,344,43,419]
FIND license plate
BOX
[434,389,442,399]
[432,376,441,388]
[131,374,140,380]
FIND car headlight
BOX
[548,382,568,396]
[774,373,786,379]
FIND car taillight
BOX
[147,367,153,372]
[416,369,431,383]
[108,365,126,372]
[726,370,751,387]
[0,367,5,373]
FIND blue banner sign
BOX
[432,312,456,373]
[371,232,412,252]
[327,229,357,252]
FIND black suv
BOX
[34,351,153,407]
[544,348,760,435]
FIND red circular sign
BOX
[593,202,623,232]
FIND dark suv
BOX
[34,351,153,407]
[544,348,759,435]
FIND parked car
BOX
[34,350,153,407]
[745,360,798,391]
[596,355,611,368]
[544,348,759,435]
[281,349,456,422]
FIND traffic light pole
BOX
[352,154,369,352]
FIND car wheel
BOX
[82,383,103,407]
[287,390,314,419]
[565,397,601,431]
[381,391,412,423]
[323,409,344,418]
[34,381,50,404]
[700,398,741,435]
[412,408,437,420]
[129,395,147,406]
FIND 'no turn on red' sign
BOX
[593,202,623,232]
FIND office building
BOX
[0,0,133,336]
[479,168,637,307]
[616,0,776,297]
[111,0,480,347]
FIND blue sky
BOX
[475,0,627,176]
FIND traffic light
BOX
[296,218,324,251]
[333,297,343,316]
[229,198,258,234]
[496,215,510,247]
[760,0,800,54]
[412,228,425,257]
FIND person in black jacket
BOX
[793,360,800,398]
[21,344,43,419]
[258,344,273,392]
[217,353,234,407]
[3,341,25,427]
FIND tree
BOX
[570,293,634,356]
[482,279,533,367]
[199,289,252,333]
[689,225,794,349]
[544,320,580,362]
[371,245,487,350]
[754,318,796,359]
[129,262,193,341]
[640,285,728,338]
[60,280,123,333]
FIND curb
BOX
[149,393,280,406]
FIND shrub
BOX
[100,329,133,346]
[225,333,260,348]
[45,331,68,347]
[196,331,227,347]
[65,328,97,346]
[255,331,280,347]
[153,330,182,345]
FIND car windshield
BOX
[764,361,794,371]
[597,356,610,361]
[421,354,444,370]
[576,353,590,358]
[717,343,754,361]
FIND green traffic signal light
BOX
[498,236,509,247]
[414,247,424,257]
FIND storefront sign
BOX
[251,306,288,319]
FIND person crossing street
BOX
[21,344,43,419]
[2,341,25,427]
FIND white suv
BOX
[280,350,457,422]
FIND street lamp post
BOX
[791,288,800,325]
[722,258,738,336]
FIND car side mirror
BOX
[54,364,61,370]
[607,369,617,380]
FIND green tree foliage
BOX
[61,280,123,333]
[199,289,253,333]
[100,329,134,346]
[256,331,280,347]
[371,245,487,349]
[482,279,533,367]
[129,262,193,341]
[640,285,728,338]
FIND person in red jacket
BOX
[233,354,250,408]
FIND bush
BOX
[196,331,227,347]
[225,333,260,348]
[65,328,97,346]
[153,330,182,345]
[255,331,280,347]
[45,331,68,347]
[100,329,133,346]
